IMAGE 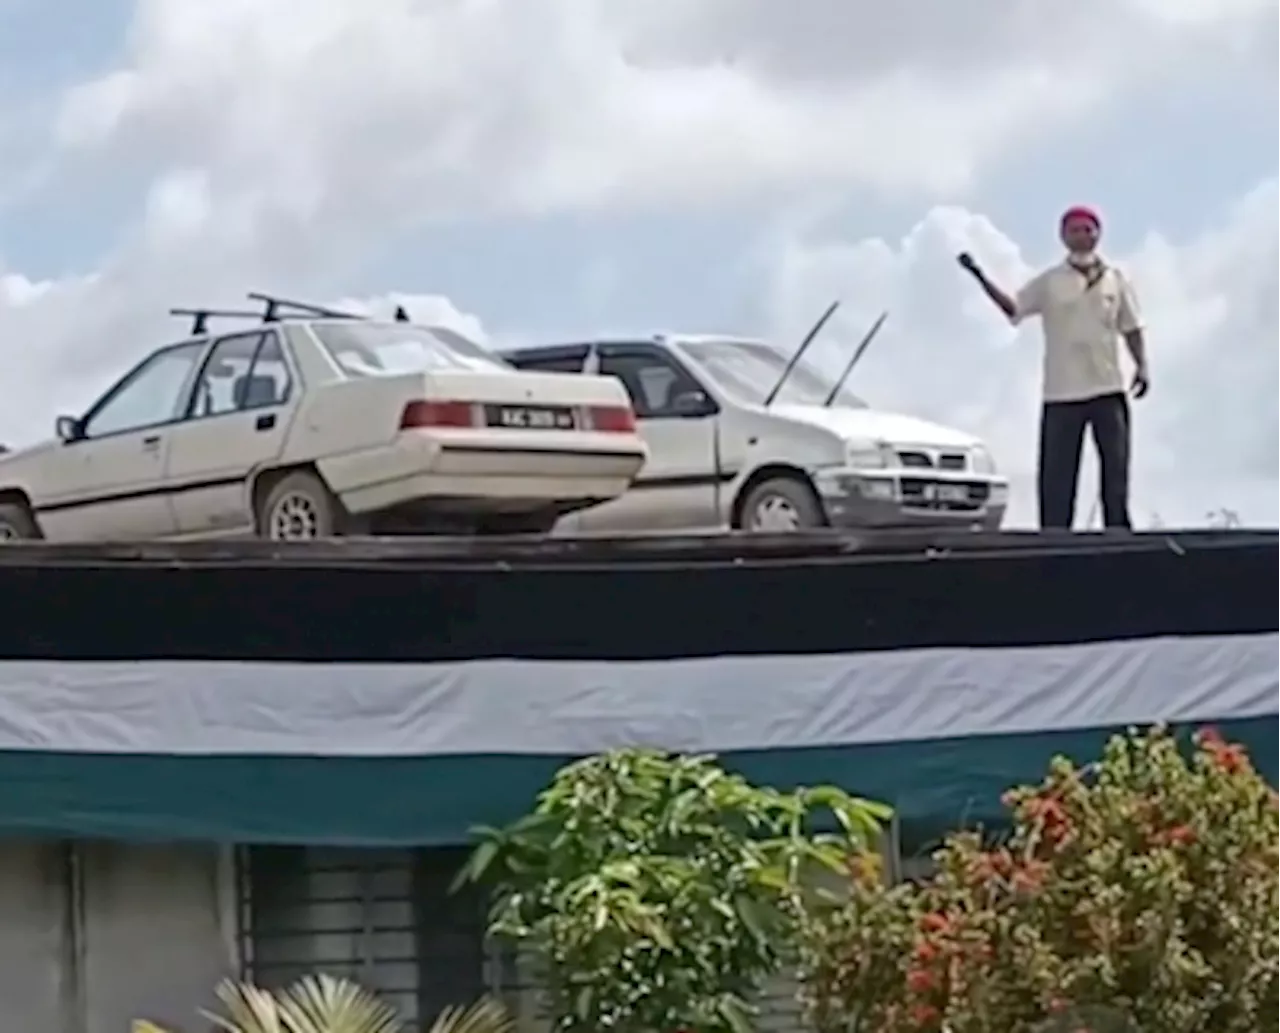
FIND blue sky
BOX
[1,0,1276,526]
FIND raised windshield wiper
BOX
[762,300,841,407]
[822,310,889,407]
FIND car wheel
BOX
[257,471,341,541]
[739,476,825,532]
[0,501,40,541]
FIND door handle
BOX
[255,413,276,431]
[141,435,161,449]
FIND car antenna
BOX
[822,310,889,407]
[394,305,410,322]
[762,299,840,408]
[169,308,263,335]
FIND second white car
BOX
[503,334,1009,534]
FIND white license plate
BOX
[929,484,970,503]
[485,405,576,430]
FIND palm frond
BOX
[204,980,289,1033]
[275,974,404,1033]
[424,998,515,1033]
[202,975,402,1033]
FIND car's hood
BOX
[769,404,982,449]
[0,439,57,467]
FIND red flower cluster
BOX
[1024,792,1073,846]
[1151,824,1197,848]
[1196,726,1251,775]
[966,847,1049,895]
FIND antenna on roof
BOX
[169,308,263,336]
[393,305,410,323]
[245,292,364,323]
[822,310,889,407]
[762,299,840,408]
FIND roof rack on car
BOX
[170,294,413,336]
[245,292,364,323]
[169,308,265,335]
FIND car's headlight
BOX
[971,445,997,474]
[846,442,892,469]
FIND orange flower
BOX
[1211,743,1249,774]
[912,939,942,963]
[1012,859,1049,893]
[1165,824,1196,846]
[918,912,951,934]
[1197,729,1252,774]
[906,967,937,993]
[1195,725,1225,747]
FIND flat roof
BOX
[0,527,1272,572]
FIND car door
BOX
[580,345,721,532]
[164,329,297,536]
[34,340,208,541]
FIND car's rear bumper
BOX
[814,466,1009,530]
[320,434,647,516]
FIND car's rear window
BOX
[312,322,511,377]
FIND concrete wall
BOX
[0,841,237,1033]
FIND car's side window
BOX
[243,332,293,409]
[509,351,586,374]
[188,331,292,419]
[81,341,208,439]
[599,350,706,419]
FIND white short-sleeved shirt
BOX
[1013,261,1142,403]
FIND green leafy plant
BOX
[135,974,514,1033]
[797,726,1279,1033]
[456,747,890,1033]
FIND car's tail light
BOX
[586,404,637,433]
[400,400,477,429]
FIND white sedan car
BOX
[503,335,1009,533]
[0,314,646,541]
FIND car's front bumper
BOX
[813,466,1009,530]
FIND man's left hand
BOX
[1131,365,1150,399]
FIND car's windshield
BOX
[677,338,867,409]
[311,321,510,377]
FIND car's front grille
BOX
[900,478,989,512]
[896,450,968,471]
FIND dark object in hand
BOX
[957,252,980,275]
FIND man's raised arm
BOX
[957,252,1037,324]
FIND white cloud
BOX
[48,0,1275,216]
[760,180,1279,528]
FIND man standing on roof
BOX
[957,206,1149,531]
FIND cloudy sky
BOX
[1,0,1276,527]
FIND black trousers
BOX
[1038,391,1132,530]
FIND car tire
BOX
[0,501,40,541]
[257,471,342,541]
[738,476,826,532]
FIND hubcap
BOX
[750,494,802,532]
[0,522,20,541]
[268,492,322,540]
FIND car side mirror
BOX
[55,415,83,443]
[671,390,715,417]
